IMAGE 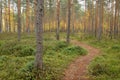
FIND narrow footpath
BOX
[63,40,100,80]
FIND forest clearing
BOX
[0,0,120,80]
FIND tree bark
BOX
[34,0,37,32]
[95,0,98,37]
[17,0,21,41]
[84,0,86,33]
[35,0,44,79]
[26,0,30,33]
[97,0,103,41]
[67,0,71,43]
[109,0,114,39]
[5,0,9,32]
[0,0,2,33]
[56,0,60,40]
[114,0,119,38]
[8,0,11,32]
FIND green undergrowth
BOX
[88,40,120,80]
[0,33,87,80]
[73,33,120,80]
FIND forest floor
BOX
[63,40,100,80]
[0,33,119,80]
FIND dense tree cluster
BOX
[0,0,119,40]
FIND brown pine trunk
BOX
[34,0,37,32]
[8,0,11,32]
[91,0,94,35]
[84,0,86,33]
[5,0,9,32]
[109,0,114,39]
[0,0,2,33]
[17,0,21,41]
[114,0,119,38]
[12,0,15,32]
[71,0,75,33]
[26,0,30,33]
[56,0,60,40]
[49,0,52,32]
[95,0,98,37]
[88,2,91,34]
[97,0,103,40]
[66,0,71,43]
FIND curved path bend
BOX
[63,40,100,80]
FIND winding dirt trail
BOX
[63,40,100,80]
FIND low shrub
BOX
[0,41,17,55]
[89,63,109,76]
[56,41,68,49]
[62,46,87,55]
[0,41,35,57]
[20,61,35,80]
[109,45,120,53]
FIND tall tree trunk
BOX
[8,0,11,32]
[12,0,15,32]
[5,0,9,32]
[26,0,30,33]
[71,0,75,33]
[95,0,98,37]
[35,0,44,79]
[88,1,91,34]
[91,0,94,35]
[109,0,114,39]
[0,0,2,33]
[66,0,71,43]
[17,0,21,41]
[56,0,60,40]
[49,0,52,32]
[23,9,26,32]
[117,3,119,37]
[97,0,103,40]
[12,2,15,32]
[114,0,119,38]
[84,0,86,33]
[34,0,37,32]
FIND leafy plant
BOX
[62,46,87,55]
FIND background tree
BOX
[0,0,2,33]
[8,0,11,32]
[56,0,60,40]
[97,0,104,40]
[26,0,30,33]
[17,0,21,41]
[66,0,71,43]
[0,0,119,39]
